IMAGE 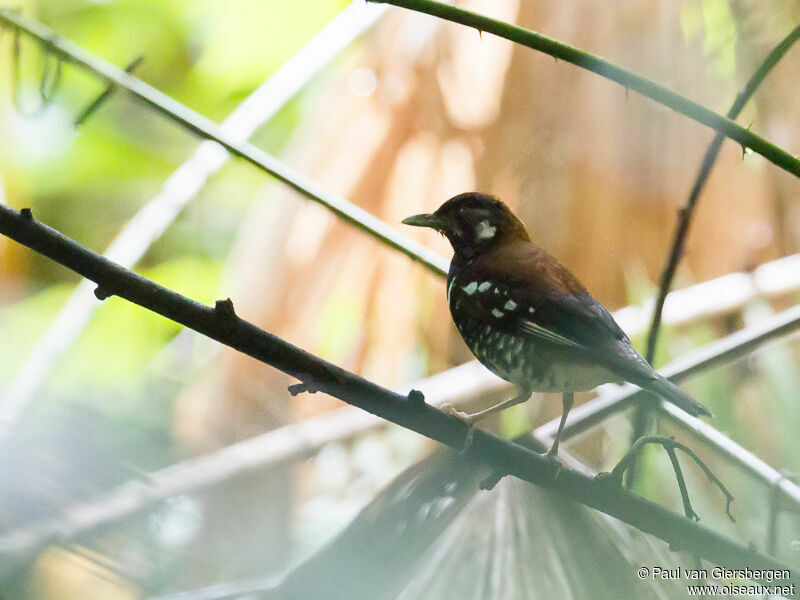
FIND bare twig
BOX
[629,17,800,484]
[11,29,62,117]
[0,1,389,433]
[646,22,800,363]
[0,8,448,278]
[665,446,699,521]
[610,435,735,523]
[630,20,800,482]
[74,55,144,127]
[368,0,800,179]
[142,255,800,521]
[0,205,794,585]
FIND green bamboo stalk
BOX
[646,23,800,362]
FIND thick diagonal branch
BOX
[0,204,795,586]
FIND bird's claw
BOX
[440,403,476,423]
[440,403,476,452]
[544,452,564,477]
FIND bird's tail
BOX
[640,374,711,418]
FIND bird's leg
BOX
[441,387,532,425]
[546,391,574,458]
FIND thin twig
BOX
[0,9,449,279]
[646,23,800,363]
[0,1,390,433]
[368,0,800,179]
[0,204,793,585]
[664,446,707,570]
[610,435,735,523]
[74,55,144,127]
[665,446,699,521]
[664,446,700,521]
[11,29,62,117]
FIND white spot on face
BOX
[504,300,517,311]
[491,308,504,318]
[478,281,492,292]
[529,307,535,314]
[475,220,497,241]
[494,288,500,294]
[461,281,478,295]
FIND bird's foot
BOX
[440,403,479,424]
[545,440,561,460]
[543,445,564,478]
[440,403,476,452]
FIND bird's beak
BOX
[402,213,443,230]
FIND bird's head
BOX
[402,192,529,257]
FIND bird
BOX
[402,192,710,457]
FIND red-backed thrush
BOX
[403,192,710,456]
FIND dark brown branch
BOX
[0,204,795,585]
[74,55,144,127]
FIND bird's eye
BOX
[459,206,491,224]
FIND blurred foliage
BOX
[0,0,350,403]
[681,0,738,78]
[0,256,222,385]
[0,0,347,284]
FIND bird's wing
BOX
[455,241,655,382]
